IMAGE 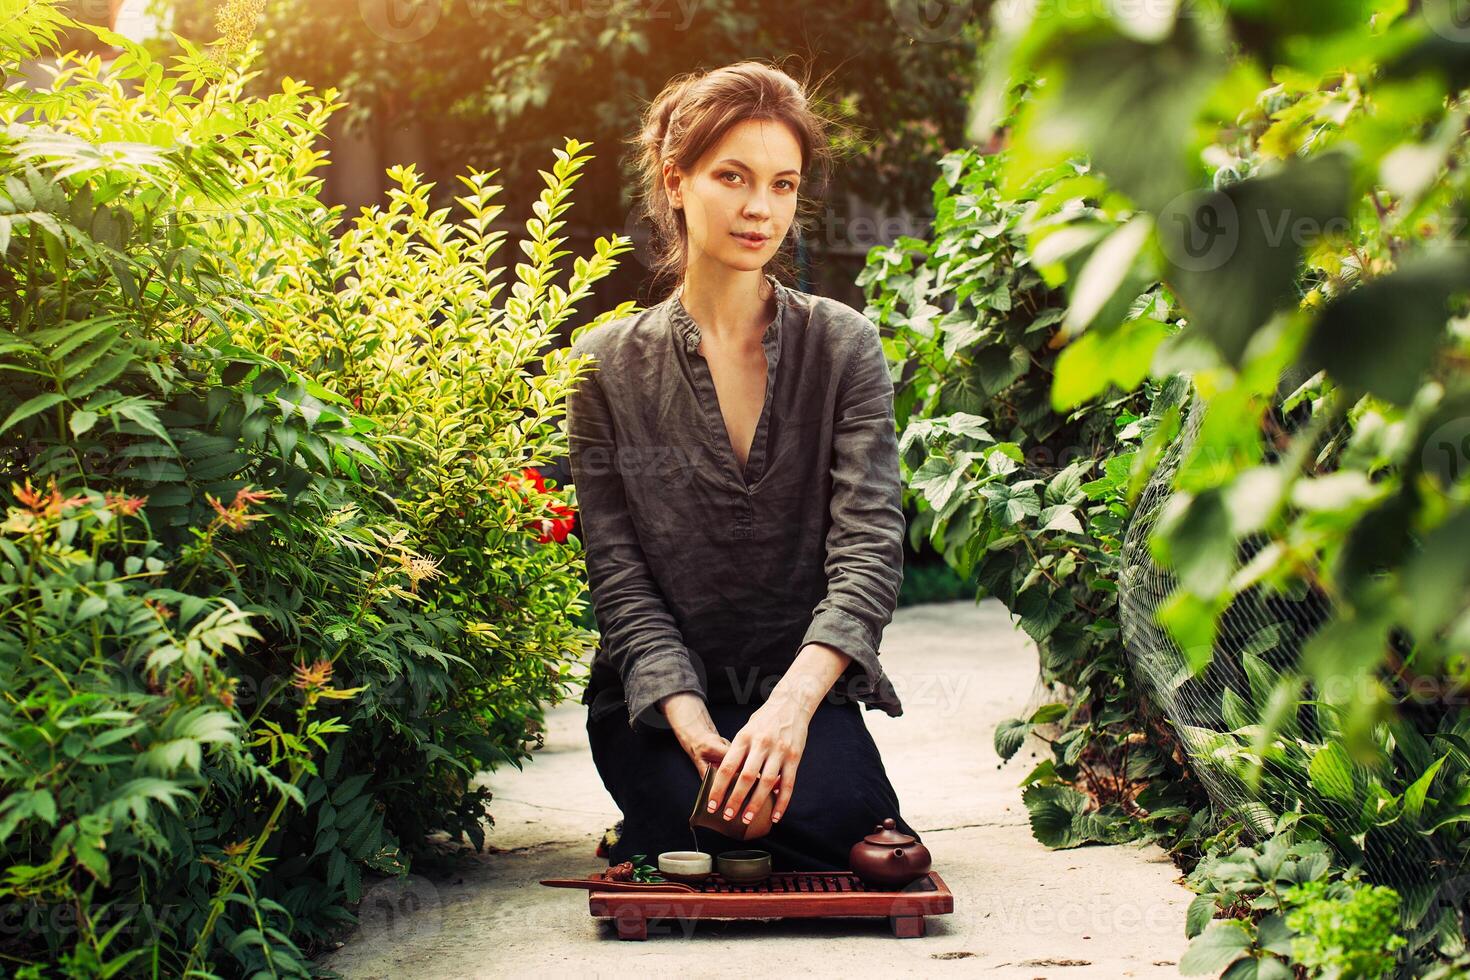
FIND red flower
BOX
[501,466,547,496]
[537,502,577,544]
[500,467,575,544]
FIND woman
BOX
[567,60,922,872]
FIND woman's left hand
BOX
[703,689,812,827]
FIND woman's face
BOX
[666,117,802,274]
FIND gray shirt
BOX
[566,273,906,734]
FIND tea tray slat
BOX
[587,871,953,940]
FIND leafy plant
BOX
[863,144,1206,851]
[1179,815,1408,979]
[627,854,662,883]
[961,0,1470,966]
[210,132,632,846]
[157,0,980,218]
[0,2,621,973]
[1284,878,1407,979]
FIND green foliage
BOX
[208,127,633,840]
[960,0,1470,968]
[158,0,979,218]
[626,854,661,883]
[1284,879,1407,979]
[1180,816,1408,979]
[1181,817,1336,977]
[895,555,977,607]
[0,3,617,973]
[984,0,1470,747]
[863,145,1206,851]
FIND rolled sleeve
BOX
[566,339,706,733]
[799,316,906,717]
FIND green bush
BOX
[1284,879,1407,979]
[955,0,1470,969]
[0,3,617,973]
[1178,814,1407,979]
[863,144,1205,851]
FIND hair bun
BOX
[645,77,697,152]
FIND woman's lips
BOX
[732,232,768,248]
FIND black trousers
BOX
[587,696,921,872]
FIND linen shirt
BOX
[566,273,906,734]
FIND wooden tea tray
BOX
[585,870,953,940]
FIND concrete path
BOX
[318,600,1193,978]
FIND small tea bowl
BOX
[716,849,771,884]
[656,850,712,884]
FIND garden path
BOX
[319,599,1193,978]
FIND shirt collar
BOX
[668,273,789,355]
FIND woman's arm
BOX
[705,314,906,827]
[566,340,709,736]
[794,313,906,709]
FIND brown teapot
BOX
[848,818,931,889]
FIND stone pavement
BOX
[318,599,1194,979]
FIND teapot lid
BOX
[862,818,914,846]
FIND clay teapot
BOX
[848,818,931,889]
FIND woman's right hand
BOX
[659,691,730,779]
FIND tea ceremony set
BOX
[541,764,955,940]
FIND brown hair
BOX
[628,60,838,298]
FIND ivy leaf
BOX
[974,343,1030,396]
[1014,585,1074,642]
[1044,461,1091,506]
[911,455,967,512]
[1040,504,1083,533]
[986,482,1041,526]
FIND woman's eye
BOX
[719,172,796,191]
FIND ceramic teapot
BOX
[848,818,931,889]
